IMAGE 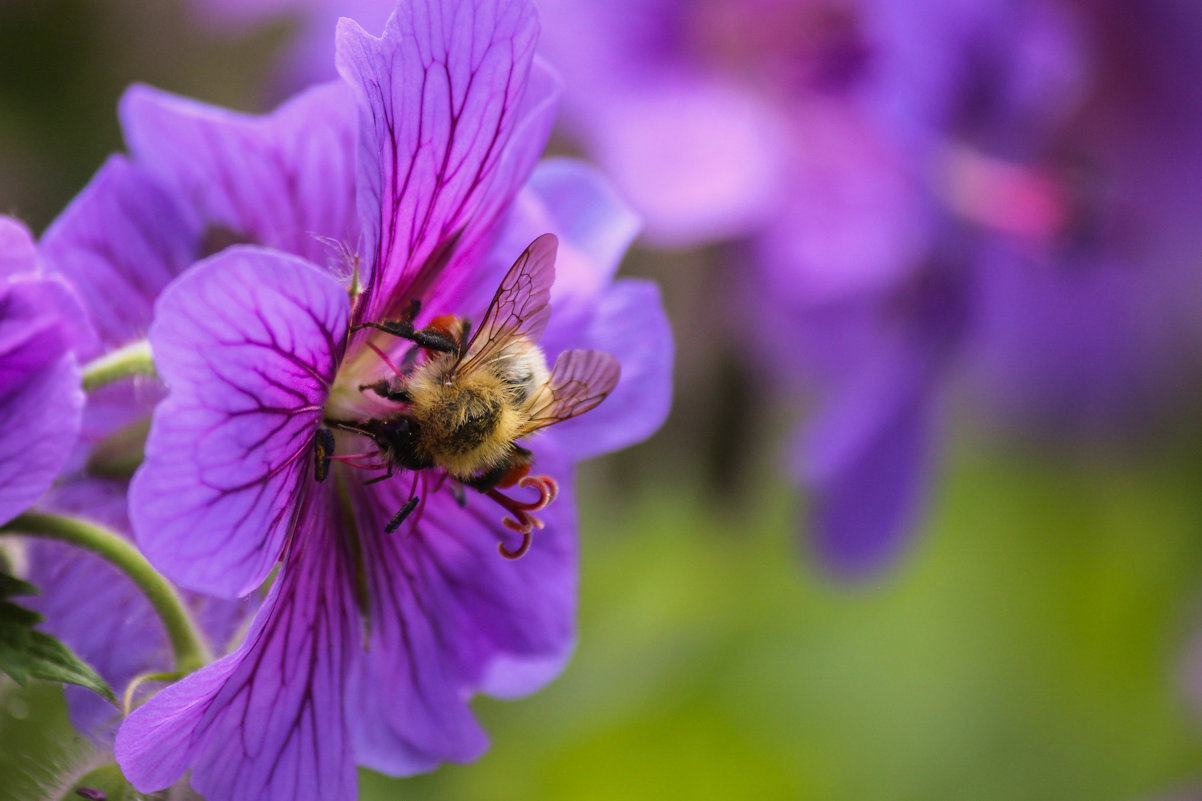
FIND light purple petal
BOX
[0,216,38,279]
[577,76,789,247]
[541,280,673,461]
[478,158,641,326]
[130,247,349,597]
[25,478,254,736]
[347,456,577,774]
[41,155,202,355]
[538,0,792,247]
[527,159,640,292]
[753,106,933,305]
[798,343,942,579]
[116,486,358,801]
[0,277,83,525]
[119,82,359,266]
[335,0,555,317]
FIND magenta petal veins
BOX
[130,248,349,597]
[335,0,557,318]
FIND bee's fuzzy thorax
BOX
[405,354,530,479]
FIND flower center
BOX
[318,322,557,558]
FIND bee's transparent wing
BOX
[522,349,621,433]
[454,233,557,376]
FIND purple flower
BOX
[548,0,1202,576]
[538,0,910,249]
[113,1,671,798]
[14,118,275,734]
[755,0,1202,576]
[0,216,83,526]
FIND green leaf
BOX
[62,764,136,801]
[0,573,117,705]
[0,571,39,599]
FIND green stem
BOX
[122,669,183,715]
[1,513,211,673]
[81,340,156,392]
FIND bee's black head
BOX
[368,415,432,472]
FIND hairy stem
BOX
[1,513,211,673]
[81,340,156,392]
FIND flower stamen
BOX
[365,340,405,378]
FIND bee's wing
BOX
[454,233,557,376]
[522,349,621,433]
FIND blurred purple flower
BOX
[764,0,1202,576]
[546,0,1202,576]
[0,217,83,526]
[112,2,670,799]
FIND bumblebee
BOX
[326,233,620,554]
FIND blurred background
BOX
[4,0,1202,799]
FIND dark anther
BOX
[314,428,336,482]
[75,789,107,801]
[385,496,421,533]
[402,298,422,322]
[450,481,467,508]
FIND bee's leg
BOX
[385,496,420,533]
[457,318,473,351]
[399,344,421,374]
[314,428,336,482]
[450,481,467,508]
[358,378,413,404]
[362,463,394,486]
[351,320,459,353]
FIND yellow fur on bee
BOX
[405,352,533,479]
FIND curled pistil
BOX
[488,474,559,559]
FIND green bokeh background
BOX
[7,429,1202,800]
[3,1,1202,799]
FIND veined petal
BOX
[130,248,349,597]
[335,0,555,317]
[119,82,359,266]
[116,485,358,801]
[0,275,83,526]
[347,458,577,774]
[41,155,202,355]
[541,280,673,461]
